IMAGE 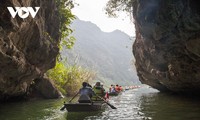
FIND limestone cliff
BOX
[133,0,200,94]
[0,0,61,101]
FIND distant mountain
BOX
[62,18,139,86]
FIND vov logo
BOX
[7,7,40,19]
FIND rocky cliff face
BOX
[133,0,200,94]
[0,0,61,101]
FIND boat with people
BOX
[108,84,123,96]
[108,91,120,96]
[60,82,116,112]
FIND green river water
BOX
[1,85,200,120]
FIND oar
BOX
[60,92,79,111]
[97,96,117,109]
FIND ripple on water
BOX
[8,85,200,120]
[85,87,152,120]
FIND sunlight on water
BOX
[84,85,158,120]
[1,85,200,120]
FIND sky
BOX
[71,0,135,37]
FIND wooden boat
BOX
[125,88,129,91]
[64,101,106,112]
[108,92,119,96]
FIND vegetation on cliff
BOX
[47,0,96,96]
[47,61,96,96]
[55,0,76,49]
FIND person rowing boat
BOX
[78,82,94,103]
[60,82,116,112]
[109,84,116,93]
[91,82,106,101]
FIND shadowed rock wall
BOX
[0,0,60,101]
[133,0,200,94]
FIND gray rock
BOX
[34,76,63,99]
[0,0,60,101]
[132,0,200,94]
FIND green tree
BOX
[47,61,96,96]
[47,0,97,96]
[55,0,76,50]
[105,0,135,17]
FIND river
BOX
[1,85,200,120]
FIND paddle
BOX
[60,92,79,111]
[97,96,117,109]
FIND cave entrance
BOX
[69,0,139,86]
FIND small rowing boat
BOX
[63,101,106,112]
[108,92,120,96]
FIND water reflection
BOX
[84,85,200,120]
[1,85,200,120]
[83,85,159,120]
[139,92,200,120]
[65,112,100,120]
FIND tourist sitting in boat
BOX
[78,82,94,103]
[91,82,106,101]
[109,85,116,93]
[100,83,106,92]
[115,84,121,92]
[101,83,109,100]
[119,86,123,91]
